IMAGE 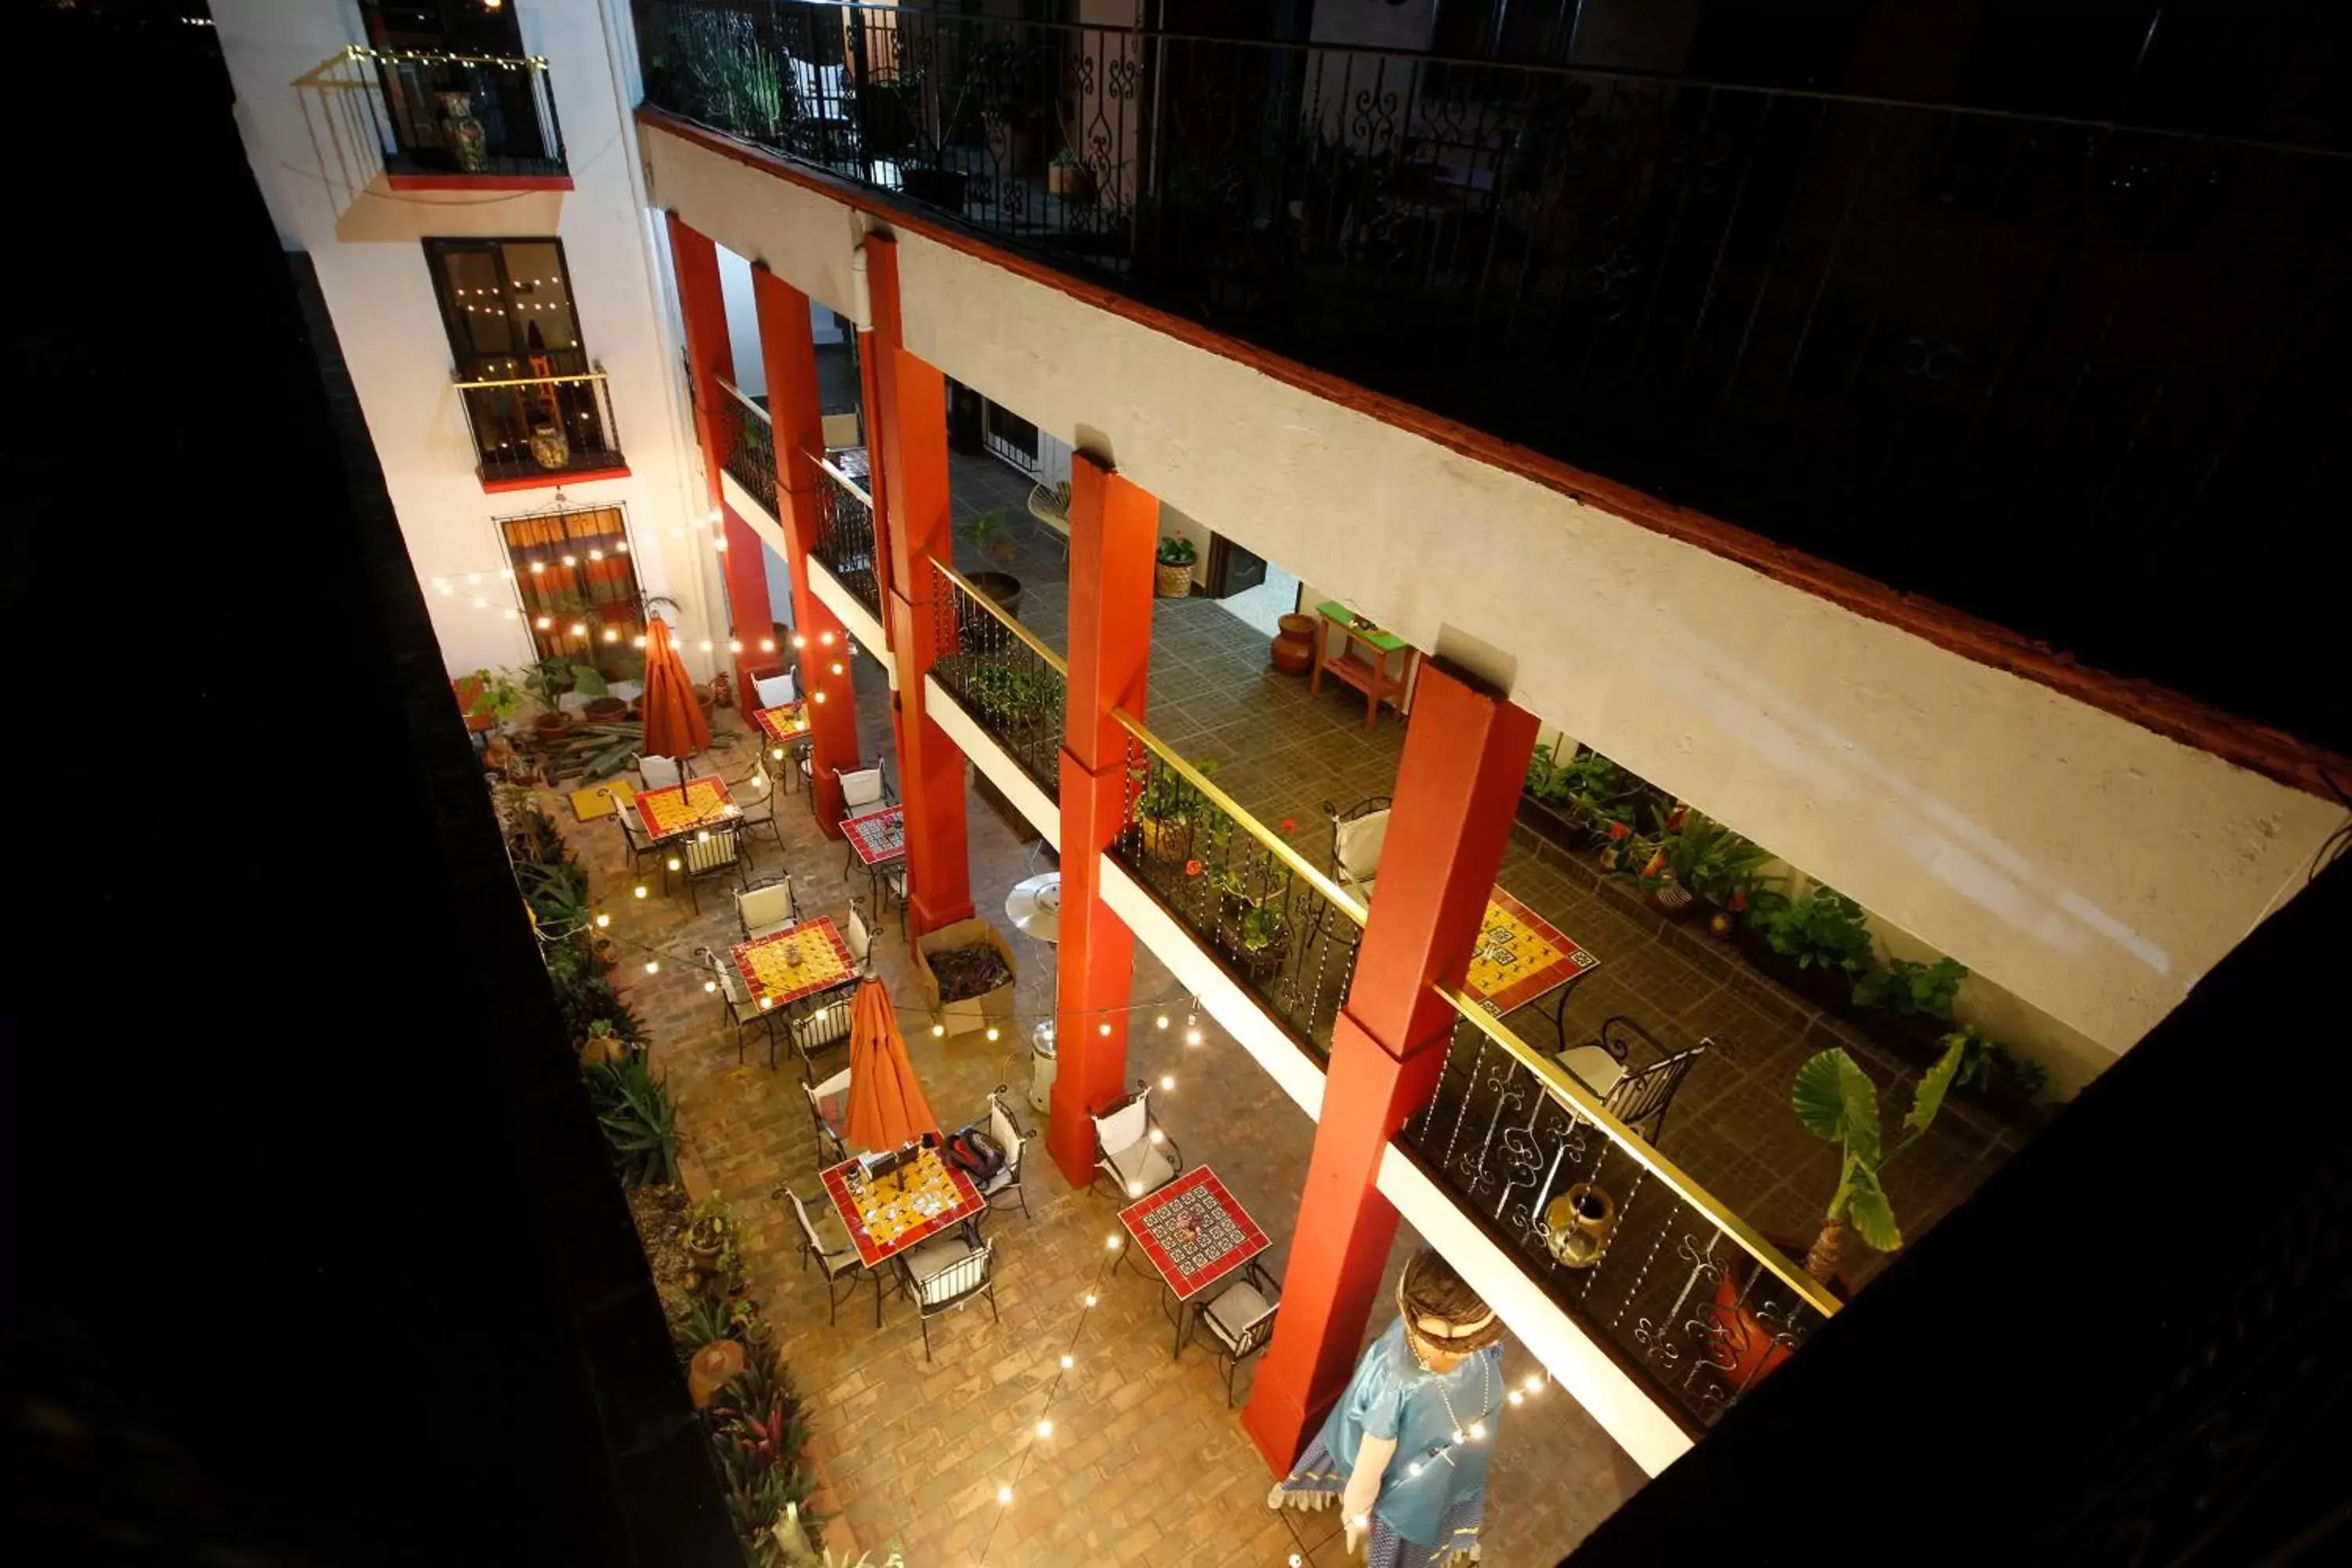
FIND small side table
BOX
[1311,601,1417,732]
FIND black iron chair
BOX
[699,944,779,1068]
[781,1184,886,1328]
[1557,1015,1711,1145]
[1091,1082,1182,1202]
[1185,1256,1282,1407]
[971,1087,1033,1219]
[896,1234,999,1362]
[785,978,858,1083]
[677,821,750,914]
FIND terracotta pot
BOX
[1270,612,1316,676]
[687,1339,745,1408]
[583,696,626,723]
[1708,1240,1849,1394]
[1155,561,1192,598]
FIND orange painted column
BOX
[1047,454,1159,1185]
[865,234,972,933]
[1240,662,1537,1472]
[666,212,771,699]
[752,263,862,836]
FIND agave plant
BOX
[1790,1036,1967,1282]
[585,1055,681,1188]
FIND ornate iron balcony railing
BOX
[452,366,622,484]
[807,447,881,621]
[713,377,779,516]
[929,559,1066,797]
[355,45,567,179]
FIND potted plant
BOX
[1748,885,1875,1009]
[572,662,628,723]
[1047,146,1096,202]
[1155,535,1196,597]
[1627,808,1769,922]
[1134,757,1217,861]
[685,1194,735,1294]
[463,667,525,731]
[579,1017,628,1068]
[1945,1023,2052,1114]
[956,508,1022,615]
[520,657,578,739]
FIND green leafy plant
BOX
[1944,1024,2051,1102]
[1791,1035,1967,1282]
[1135,756,1218,826]
[516,857,593,931]
[1630,807,1772,905]
[518,657,577,713]
[1156,534,1197,567]
[570,663,612,699]
[586,1054,681,1188]
[466,667,525,724]
[956,657,1055,730]
[1853,956,1969,1018]
[1759,887,1876,977]
[1240,901,1287,953]
[956,507,1018,563]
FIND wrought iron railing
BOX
[1105,713,1362,1059]
[1399,991,1839,1431]
[355,46,567,178]
[454,368,623,484]
[636,1,2352,741]
[713,378,779,516]
[807,448,880,621]
[929,560,1065,796]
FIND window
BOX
[427,238,622,484]
[500,505,647,680]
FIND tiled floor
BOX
[943,464,2035,1288]
[560,668,1636,1566]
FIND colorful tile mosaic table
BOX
[751,703,811,746]
[633,776,738,840]
[1120,1165,1270,1360]
[841,805,906,868]
[1465,887,1599,1047]
[731,917,857,1013]
[820,1143,985,1269]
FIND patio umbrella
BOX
[844,979,939,1152]
[637,613,710,761]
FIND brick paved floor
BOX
[554,665,1637,1565]
[945,454,2036,1289]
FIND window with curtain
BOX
[499,505,647,680]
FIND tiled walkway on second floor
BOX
[944,452,2038,1290]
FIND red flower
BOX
[1185,858,1203,877]
[1279,817,1297,835]
[1606,820,1630,841]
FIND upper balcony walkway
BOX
[635,0,2352,758]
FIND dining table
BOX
[633,775,739,841]
[815,1140,988,1327]
[1463,886,1599,1048]
[1118,1165,1271,1361]
[841,804,906,911]
[730,916,858,1016]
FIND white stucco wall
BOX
[638,122,2346,1056]
[213,0,717,682]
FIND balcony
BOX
[713,376,778,516]
[455,367,626,489]
[636,0,2352,750]
[356,46,570,188]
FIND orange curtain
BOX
[845,980,938,1152]
[638,614,710,759]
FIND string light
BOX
[1160,1074,1174,1091]
[760,638,775,652]
[985,1026,1000,1041]
[1098,1022,1112,1036]
[830,662,844,675]
[644,960,659,975]
[1156,1014,1169,1029]
[729,640,742,654]
[792,634,807,649]
[1034,1419,1052,1438]
[819,631,834,646]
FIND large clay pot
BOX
[437,90,488,174]
[1542,1182,1617,1268]
[1271,612,1316,675]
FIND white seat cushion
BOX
[903,1234,982,1301]
[639,755,682,789]
[1558,1044,1626,1098]
[1103,1139,1177,1196]
[1201,1279,1274,1347]
[840,768,885,809]
[844,909,872,964]
[1334,810,1390,882]
[753,672,797,710]
[743,920,794,943]
[738,882,794,930]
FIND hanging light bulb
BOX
[587,548,603,561]
[1185,1029,1203,1047]
[1105,1235,1120,1250]
[931,1023,946,1038]
[830,662,844,675]
[1035,1419,1052,1439]
[666,858,681,872]
[996,1486,1013,1506]
[1126,1182,1142,1197]
[1083,1293,1098,1308]
[699,640,713,652]
[536,615,553,630]
[1155,1014,1169,1029]
[561,554,577,567]
[569,622,587,637]
[633,885,648,899]
[713,535,728,552]
[1148,1128,1164,1145]
[728,639,742,654]
[704,979,717,994]
[594,913,610,929]
[819,630,835,646]
[771,747,785,760]
[792,633,807,649]
[1098,1022,1112,1036]
[813,691,827,703]
[603,627,620,643]
[760,638,775,652]
[1160,1075,1174,1091]
[1059,1354,1073,1370]
[644,960,660,975]
[985,1026,1000,1042]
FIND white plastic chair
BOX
[1091,1083,1181,1200]
[736,877,798,942]
[753,670,797,710]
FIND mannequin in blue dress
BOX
[1268,1247,1507,1566]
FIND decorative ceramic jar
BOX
[528,417,570,471]
[1542,1181,1617,1269]
[1271,612,1316,676]
[437,90,488,174]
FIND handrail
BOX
[932,558,1069,677]
[1432,985,1844,1318]
[717,376,771,423]
[807,448,874,511]
[452,369,609,390]
[1111,707,1367,925]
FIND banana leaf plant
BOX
[1790,1035,1968,1283]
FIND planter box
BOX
[913,917,1019,1038]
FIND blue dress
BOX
[1281,1317,1504,1557]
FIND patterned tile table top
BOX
[1118,1165,1269,1301]
[731,917,856,1011]
[634,776,739,840]
[842,805,906,868]
[1465,887,1599,1014]
[821,1144,985,1269]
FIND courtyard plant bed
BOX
[913,918,1019,1036]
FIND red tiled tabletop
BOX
[751,703,811,745]
[1465,885,1599,1014]
[841,805,906,868]
[731,917,857,1012]
[633,776,738,840]
[1119,1165,1269,1301]
[820,1145,985,1269]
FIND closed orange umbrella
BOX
[845,980,938,1152]
[637,614,710,760]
